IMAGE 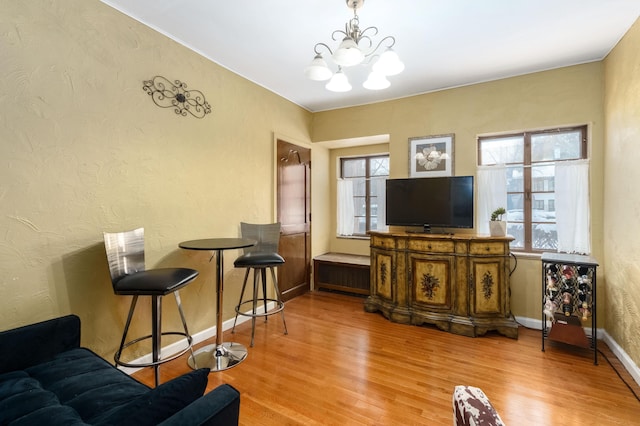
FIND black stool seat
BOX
[114,268,199,295]
[234,252,284,268]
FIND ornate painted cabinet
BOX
[365,231,518,338]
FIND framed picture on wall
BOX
[409,134,455,178]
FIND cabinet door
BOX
[371,250,394,302]
[470,258,506,317]
[408,254,454,312]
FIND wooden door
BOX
[277,139,311,300]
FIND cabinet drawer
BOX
[371,235,396,250]
[469,241,507,255]
[409,239,455,253]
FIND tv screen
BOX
[385,176,474,230]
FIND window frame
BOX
[478,125,588,252]
[339,154,389,237]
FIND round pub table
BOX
[179,237,256,371]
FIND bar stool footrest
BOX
[114,331,193,368]
[235,299,285,317]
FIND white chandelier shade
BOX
[362,71,390,90]
[372,48,405,76]
[325,68,352,92]
[305,0,404,93]
[332,37,365,67]
[304,54,333,81]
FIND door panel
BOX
[279,232,310,299]
[471,259,504,316]
[277,140,311,301]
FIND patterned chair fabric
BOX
[453,385,506,426]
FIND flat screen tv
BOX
[385,176,474,232]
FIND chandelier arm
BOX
[365,35,396,57]
[361,54,377,66]
[353,27,380,54]
[314,42,334,56]
[358,35,374,51]
[357,26,379,43]
[331,29,349,41]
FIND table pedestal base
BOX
[188,342,247,371]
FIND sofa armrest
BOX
[0,314,81,374]
[158,384,240,426]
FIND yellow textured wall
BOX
[604,18,640,366]
[0,0,315,359]
[310,143,331,260]
[313,63,605,324]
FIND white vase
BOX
[489,221,507,237]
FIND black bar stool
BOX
[103,228,198,386]
[232,222,288,347]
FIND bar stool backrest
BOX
[240,222,281,255]
[103,227,146,285]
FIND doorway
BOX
[276,139,311,301]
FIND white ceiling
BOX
[101,0,640,112]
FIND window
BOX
[478,126,588,252]
[339,155,389,236]
[533,199,545,210]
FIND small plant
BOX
[490,207,506,221]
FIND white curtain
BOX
[374,177,388,231]
[555,159,590,254]
[477,165,508,234]
[337,179,354,236]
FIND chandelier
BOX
[304,0,404,92]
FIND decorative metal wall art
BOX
[142,76,211,119]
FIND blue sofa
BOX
[0,315,240,425]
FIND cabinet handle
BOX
[428,244,432,250]
[486,246,490,251]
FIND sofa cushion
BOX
[25,347,149,421]
[91,367,210,426]
[0,372,88,425]
[1,346,210,426]
[7,405,88,426]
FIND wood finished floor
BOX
[132,291,640,425]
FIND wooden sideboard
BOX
[364,231,518,338]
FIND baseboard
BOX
[513,315,541,331]
[515,315,604,338]
[515,315,640,387]
[117,302,275,375]
[601,329,640,386]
